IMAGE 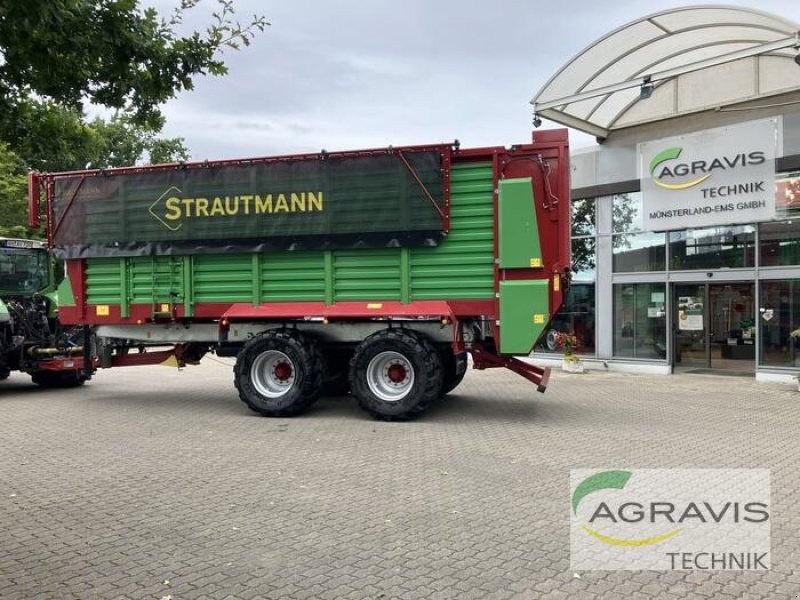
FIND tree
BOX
[0,0,267,235]
[0,144,34,239]
[4,100,191,173]
[0,1,268,134]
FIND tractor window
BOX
[0,248,49,293]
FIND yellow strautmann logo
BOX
[572,470,682,547]
[149,186,324,231]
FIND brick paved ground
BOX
[1,359,799,599]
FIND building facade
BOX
[530,6,800,383]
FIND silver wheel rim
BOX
[366,351,415,402]
[250,350,296,398]
[546,329,558,351]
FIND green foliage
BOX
[84,112,191,169]
[0,0,268,130]
[3,99,190,172]
[0,0,266,233]
[0,144,38,239]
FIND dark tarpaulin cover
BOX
[51,150,447,258]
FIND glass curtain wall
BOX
[760,280,800,368]
[612,192,666,272]
[536,197,596,355]
[613,283,668,359]
[761,172,800,267]
[610,192,668,361]
[669,226,756,270]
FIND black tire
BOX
[234,329,323,417]
[440,350,468,396]
[350,329,443,421]
[544,328,560,351]
[31,371,87,388]
[321,348,353,397]
[0,367,10,381]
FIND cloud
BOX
[148,0,799,160]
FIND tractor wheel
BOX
[545,328,560,351]
[350,329,442,421]
[31,371,87,388]
[440,350,468,396]
[234,330,323,417]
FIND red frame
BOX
[40,132,570,387]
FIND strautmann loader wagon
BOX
[27,129,571,420]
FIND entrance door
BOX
[674,283,755,373]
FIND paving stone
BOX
[0,364,799,599]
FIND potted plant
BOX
[556,332,585,374]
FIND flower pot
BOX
[562,357,585,374]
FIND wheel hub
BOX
[387,363,407,383]
[366,351,415,402]
[273,361,293,382]
[250,350,297,398]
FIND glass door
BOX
[708,283,755,372]
[674,284,708,368]
[673,283,756,373]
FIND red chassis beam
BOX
[33,345,206,372]
[470,342,551,393]
[222,300,458,321]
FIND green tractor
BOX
[0,237,87,387]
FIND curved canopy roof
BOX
[532,5,800,138]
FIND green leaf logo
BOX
[572,470,631,515]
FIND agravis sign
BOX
[639,119,778,231]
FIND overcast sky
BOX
[147,0,800,161]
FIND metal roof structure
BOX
[532,5,800,138]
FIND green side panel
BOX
[82,162,497,308]
[118,258,129,317]
[333,249,401,301]
[499,279,549,355]
[129,257,184,304]
[193,254,252,303]
[86,258,123,304]
[410,162,495,300]
[323,251,334,305]
[183,256,195,316]
[262,251,325,302]
[498,177,542,269]
[56,273,76,307]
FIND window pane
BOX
[571,237,596,281]
[760,280,800,367]
[613,283,667,360]
[571,198,595,236]
[612,231,666,272]
[535,283,596,356]
[612,192,644,233]
[669,225,755,270]
[760,219,800,267]
[775,172,800,217]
